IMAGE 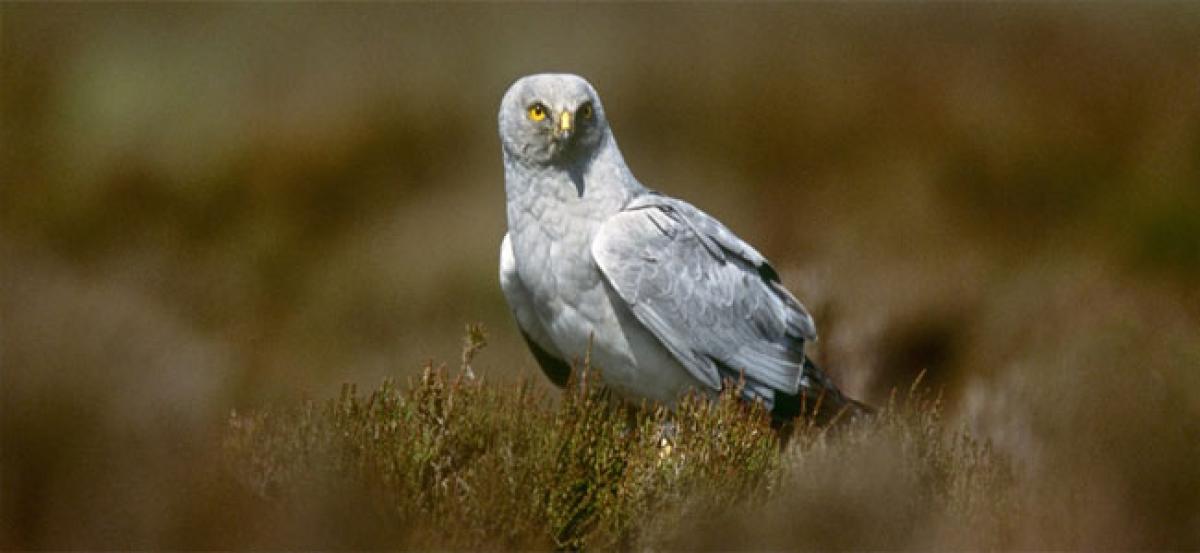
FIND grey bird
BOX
[498,73,867,426]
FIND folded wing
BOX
[591,194,817,407]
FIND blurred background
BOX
[2,3,1198,548]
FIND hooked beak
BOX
[556,110,573,138]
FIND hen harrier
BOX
[498,73,867,425]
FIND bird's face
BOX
[499,74,608,166]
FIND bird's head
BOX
[499,73,609,166]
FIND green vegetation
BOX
[224,328,1010,550]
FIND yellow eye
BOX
[579,103,594,119]
[527,103,547,122]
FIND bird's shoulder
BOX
[594,191,773,283]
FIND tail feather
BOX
[771,356,871,438]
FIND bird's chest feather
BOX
[508,182,629,359]
[512,203,608,324]
[510,204,698,403]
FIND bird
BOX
[498,73,868,428]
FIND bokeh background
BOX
[3,3,1199,548]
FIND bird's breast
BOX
[512,212,603,312]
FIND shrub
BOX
[224,327,1009,550]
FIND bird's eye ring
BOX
[579,102,594,120]
[527,103,548,122]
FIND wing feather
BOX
[591,194,817,401]
[500,233,571,387]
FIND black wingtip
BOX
[520,330,572,388]
[771,356,872,430]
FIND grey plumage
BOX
[498,73,864,423]
[592,193,816,400]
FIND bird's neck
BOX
[504,134,642,240]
